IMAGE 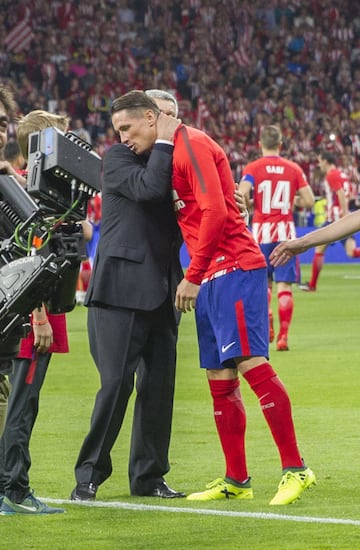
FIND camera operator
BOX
[0,109,92,515]
[0,86,18,438]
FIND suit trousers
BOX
[0,353,51,502]
[74,297,178,495]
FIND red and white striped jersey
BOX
[241,155,310,244]
[322,168,350,222]
[4,18,33,52]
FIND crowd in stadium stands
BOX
[2,0,360,210]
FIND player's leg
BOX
[186,273,253,501]
[259,243,276,343]
[300,244,327,291]
[268,281,274,343]
[274,257,297,351]
[232,268,315,504]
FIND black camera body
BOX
[27,127,101,220]
[0,127,101,365]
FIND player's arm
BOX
[236,178,253,210]
[182,145,227,284]
[337,187,349,217]
[175,278,199,313]
[293,166,315,209]
[294,185,315,209]
[234,181,251,224]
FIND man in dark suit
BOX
[70,100,185,500]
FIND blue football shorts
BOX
[195,267,269,370]
[260,242,297,283]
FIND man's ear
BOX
[145,109,157,127]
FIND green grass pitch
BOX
[1,264,359,549]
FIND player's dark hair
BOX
[111,90,160,117]
[318,150,336,165]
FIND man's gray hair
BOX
[145,89,179,118]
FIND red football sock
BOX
[208,378,248,483]
[309,252,324,289]
[277,290,293,340]
[79,259,92,291]
[243,363,303,469]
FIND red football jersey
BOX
[172,125,266,285]
[323,167,349,222]
[241,155,310,243]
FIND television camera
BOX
[0,127,101,366]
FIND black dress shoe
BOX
[148,481,186,498]
[70,482,97,501]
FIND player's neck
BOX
[262,149,280,157]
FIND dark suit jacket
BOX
[85,143,183,316]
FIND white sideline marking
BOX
[43,498,360,526]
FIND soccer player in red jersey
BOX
[299,150,360,292]
[110,91,316,505]
[237,125,314,351]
